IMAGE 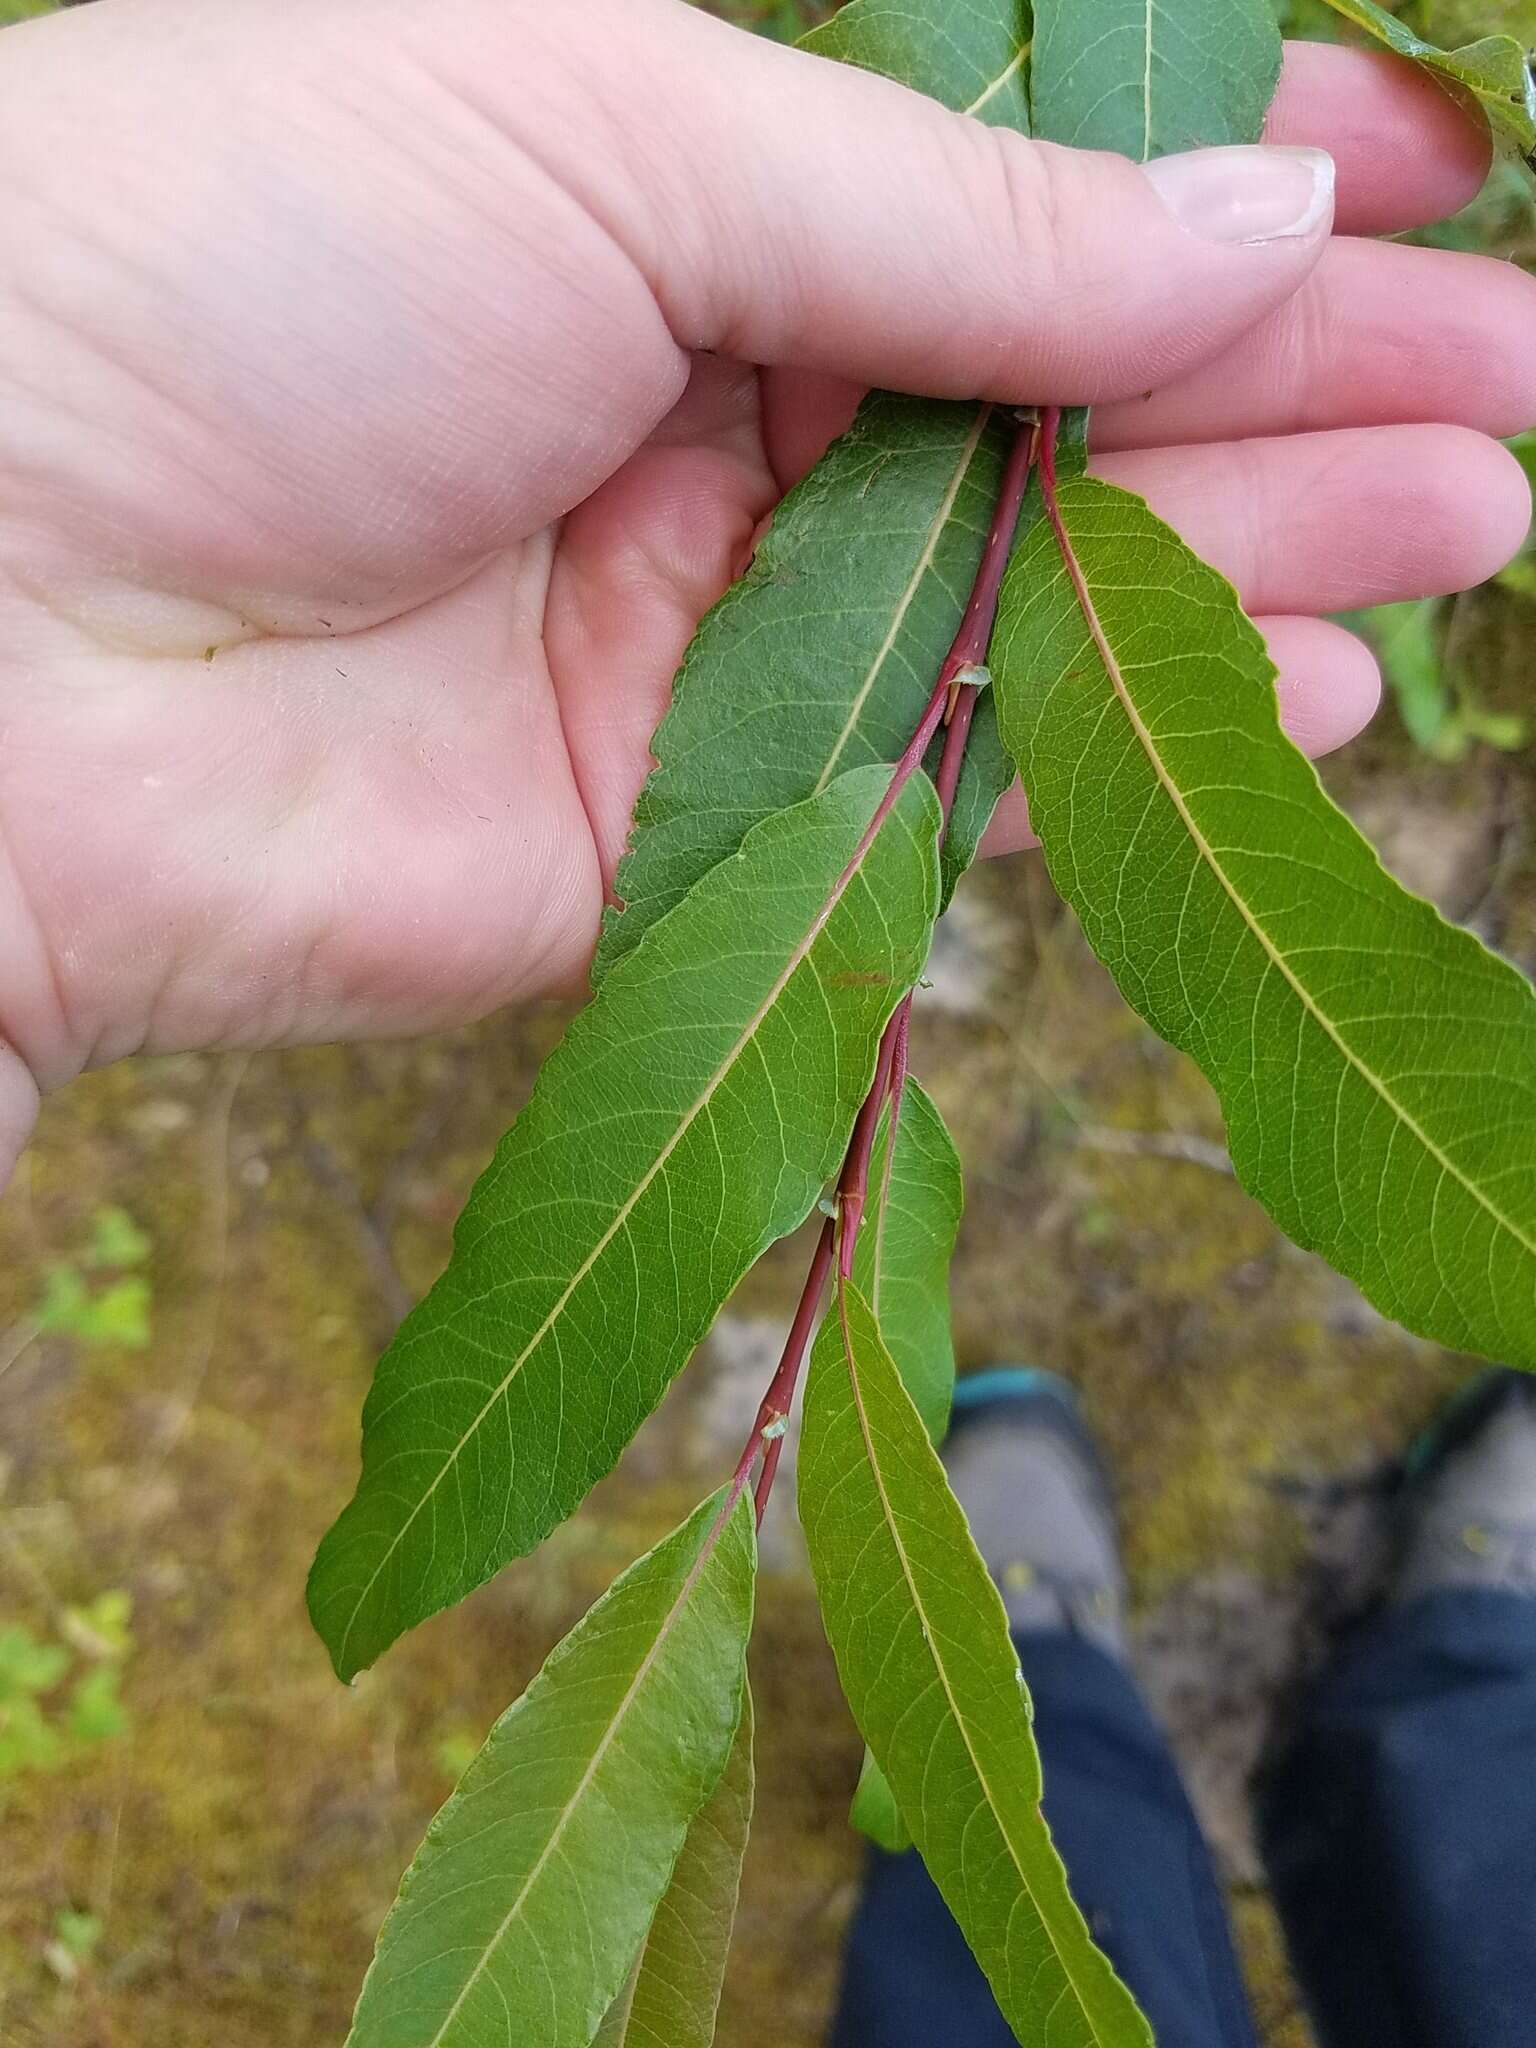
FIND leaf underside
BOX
[800,1285,1152,2048]
[1028,0,1280,158]
[802,0,1034,130]
[596,1688,755,2048]
[310,765,938,1678]
[595,395,1015,983]
[346,1491,756,2048]
[994,476,1536,1369]
[1318,0,1536,162]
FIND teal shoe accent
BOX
[951,1366,1079,1417]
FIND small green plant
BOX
[0,1593,133,1798]
[32,1206,153,1352]
[42,1907,104,1986]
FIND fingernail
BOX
[1143,145,1335,245]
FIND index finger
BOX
[1268,40,1493,236]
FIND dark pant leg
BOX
[830,1632,1258,2048]
[1259,1589,1536,2048]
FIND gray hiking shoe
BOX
[1394,1370,1536,1605]
[943,1368,1127,1658]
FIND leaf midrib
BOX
[837,1300,1111,2036]
[963,40,1031,116]
[1047,485,1536,1270]
[332,792,915,1669]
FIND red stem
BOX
[741,1214,835,1519]
[740,410,1040,1517]
[934,411,1041,696]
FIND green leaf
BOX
[87,1206,152,1271]
[853,1080,962,1445]
[596,1688,755,2048]
[596,398,1016,980]
[849,1746,912,1854]
[993,473,1536,1370]
[310,765,939,1678]
[347,1490,756,2048]
[1344,601,1454,755]
[0,1628,69,1699]
[66,1666,128,1746]
[1316,0,1536,162]
[801,0,1033,129]
[845,1078,962,1852]
[800,1284,1150,2046]
[34,1266,152,1350]
[1029,0,1281,157]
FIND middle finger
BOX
[1094,239,1536,454]
[1096,423,1532,617]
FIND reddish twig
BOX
[739,411,1040,1518]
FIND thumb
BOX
[612,0,1333,404]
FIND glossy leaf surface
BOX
[347,1491,755,2048]
[800,1285,1152,2047]
[311,767,938,1677]
[994,474,1536,1369]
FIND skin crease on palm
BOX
[0,0,1534,1187]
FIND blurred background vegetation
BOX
[0,2,1532,2043]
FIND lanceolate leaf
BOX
[346,1490,756,2048]
[310,766,939,1679]
[846,1078,963,1853]
[852,1080,963,1444]
[800,1285,1151,2047]
[595,0,1034,982]
[595,1689,755,2048]
[596,398,1016,978]
[993,473,1536,1370]
[1028,0,1280,158]
[801,0,1033,130]
[1318,0,1536,163]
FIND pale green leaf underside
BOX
[801,0,1033,128]
[347,1491,756,2048]
[596,397,1015,979]
[1029,0,1280,157]
[310,766,939,1678]
[994,476,1536,1369]
[596,1688,755,2048]
[1319,0,1536,160]
[800,1285,1151,2047]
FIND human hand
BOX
[0,0,1531,1182]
